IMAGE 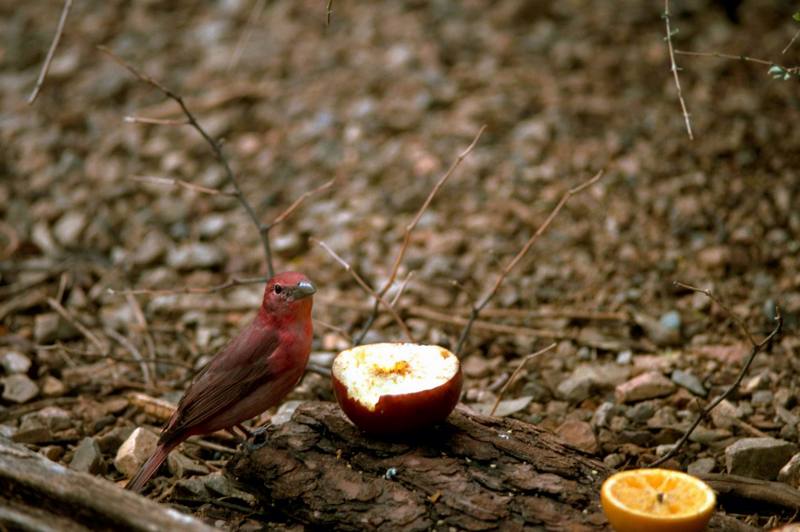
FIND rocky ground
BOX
[2,0,800,529]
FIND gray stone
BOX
[41,376,66,397]
[725,438,797,480]
[1,374,39,403]
[167,451,209,478]
[615,371,676,403]
[688,457,716,475]
[34,313,78,343]
[204,471,257,504]
[132,231,168,266]
[615,350,632,365]
[592,401,616,429]
[603,453,625,469]
[70,437,103,474]
[115,427,159,477]
[198,214,227,239]
[54,211,87,246]
[1,351,31,374]
[34,313,60,344]
[556,419,598,454]
[751,390,773,407]
[688,426,731,444]
[167,243,226,270]
[272,400,305,425]
[626,402,655,423]
[710,399,739,429]
[671,369,707,397]
[557,374,594,402]
[21,406,72,432]
[462,355,491,378]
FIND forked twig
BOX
[353,126,486,345]
[489,343,556,416]
[310,237,414,342]
[28,0,73,104]
[649,282,783,467]
[663,0,694,140]
[99,46,276,277]
[454,170,604,356]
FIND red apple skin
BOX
[332,369,463,435]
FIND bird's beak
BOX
[291,280,317,300]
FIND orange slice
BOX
[601,468,716,532]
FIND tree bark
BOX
[0,436,214,532]
[228,401,610,531]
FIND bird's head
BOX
[261,271,316,321]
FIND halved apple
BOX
[331,343,463,435]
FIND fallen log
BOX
[0,436,213,532]
[229,401,610,530]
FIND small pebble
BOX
[1,374,39,403]
[0,351,31,374]
[670,369,707,397]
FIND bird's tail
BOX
[125,441,177,492]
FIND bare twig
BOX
[326,0,334,26]
[126,293,158,377]
[130,175,235,196]
[267,178,336,230]
[105,327,153,388]
[27,0,73,104]
[99,46,276,277]
[390,271,415,307]
[649,284,783,467]
[663,0,694,140]
[310,237,414,342]
[123,116,189,126]
[674,281,756,345]
[353,126,486,345]
[108,275,266,297]
[676,49,799,74]
[783,30,800,55]
[489,343,556,416]
[454,170,604,357]
[46,298,108,355]
[228,0,267,71]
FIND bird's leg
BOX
[242,422,272,451]
[226,428,246,443]
[235,423,253,438]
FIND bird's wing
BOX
[160,321,280,443]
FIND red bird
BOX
[126,271,316,492]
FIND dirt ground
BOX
[2,0,800,529]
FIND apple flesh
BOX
[331,343,463,435]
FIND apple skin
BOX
[332,368,463,435]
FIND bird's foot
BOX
[242,423,271,452]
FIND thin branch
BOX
[784,30,800,54]
[674,281,756,345]
[650,285,783,467]
[353,125,486,345]
[310,237,414,342]
[130,175,235,196]
[326,0,334,26]
[390,271,415,307]
[663,0,694,140]
[27,0,73,104]
[490,343,556,416]
[46,298,108,355]
[267,178,336,230]
[98,46,276,277]
[228,0,267,71]
[676,49,800,73]
[108,276,267,297]
[454,170,604,357]
[104,327,153,388]
[123,116,189,125]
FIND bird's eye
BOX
[273,284,283,295]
